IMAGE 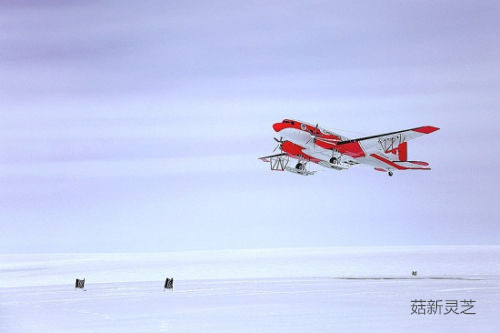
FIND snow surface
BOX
[1,246,499,332]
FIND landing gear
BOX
[295,163,303,170]
[329,157,337,164]
[388,171,393,177]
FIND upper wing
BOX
[336,126,439,153]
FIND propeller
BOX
[305,124,341,146]
[306,124,320,146]
[272,136,284,152]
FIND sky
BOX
[1,0,499,253]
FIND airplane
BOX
[259,119,439,177]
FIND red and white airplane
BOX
[259,119,439,176]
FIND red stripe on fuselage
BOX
[274,120,340,142]
[336,142,365,158]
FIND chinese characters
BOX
[411,299,475,315]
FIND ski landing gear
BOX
[286,160,316,176]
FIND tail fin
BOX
[387,142,408,161]
[397,142,407,161]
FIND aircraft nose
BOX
[273,122,287,132]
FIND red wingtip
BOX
[413,126,440,134]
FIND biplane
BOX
[259,119,439,176]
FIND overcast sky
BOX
[1,0,499,253]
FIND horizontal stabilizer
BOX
[392,160,431,170]
[370,154,431,170]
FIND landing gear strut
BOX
[388,171,393,177]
